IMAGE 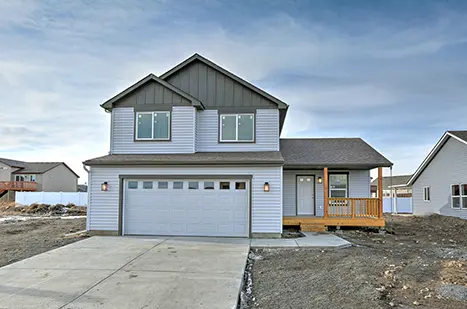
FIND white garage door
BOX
[123,179,249,237]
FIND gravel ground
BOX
[245,214,467,309]
[0,217,87,267]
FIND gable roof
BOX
[0,158,27,168]
[370,175,412,189]
[12,162,80,178]
[407,130,467,186]
[160,53,289,110]
[100,74,204,111]
[280,138,392,169]
[0,158,80,178]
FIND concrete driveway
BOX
[0,236,250,309]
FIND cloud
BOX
[0,0,466,181]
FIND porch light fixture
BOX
[264,182,270,192]
[317,177,323,184]
[101,182,109,191]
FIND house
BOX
[83,53,392,237]
[0,159,79,200]
[407,130,467,219]
[370,175,412,198]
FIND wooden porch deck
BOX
[283,167,385,232]
[0,181,37,199]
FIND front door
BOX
[297,176,315,215]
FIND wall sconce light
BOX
[101,182,109,191]
[264,182,270,192]
[317,177,323,184]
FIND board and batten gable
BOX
[110,106,196,154]
[412,137,467,219]
[165,60,277,109]
[87,165,283,234]
[283,169,371,216]
[114,80,192,107]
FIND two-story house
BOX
[84,54,392,238]
[0,158,79,200]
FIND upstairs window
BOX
[136,111,170,140]
[220,114,254,142]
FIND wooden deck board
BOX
[283,216,385,227]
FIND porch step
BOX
[300,223,327,232]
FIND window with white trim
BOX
[135,111,170,140]
[220,114,254,142]
[452,184,467,209]
[423,187,430,202]
[329,174,348,198]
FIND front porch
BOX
[283,167,385,232]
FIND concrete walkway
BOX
[0,236,250,309]
[251,232,352,248]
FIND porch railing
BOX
[328,198,381,218]
[0,181,37,191]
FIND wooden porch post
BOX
[378,167,383,219]
[324,167,329,218]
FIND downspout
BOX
[83,164,90,231]
[390,166,395,213]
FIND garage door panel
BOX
[124,179,249,237]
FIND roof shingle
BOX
[83,152,284,166]
[448,130,467,143]
[280,138,392,168]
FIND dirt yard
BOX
[0,217,87,267]
[245,215,467,309]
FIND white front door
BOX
[123,179,249,237]
[297,176,314,215]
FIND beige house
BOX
[0,158,79,200]
[371,175,412,198]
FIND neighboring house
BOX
[84,53,392,237]
[407,130,467,219]
[78,184,88,192]
[370,175,413,198]
[0,158,79,200]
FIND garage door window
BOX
[173,181,183,189]
[158,181,168,189]
[204,182,215,190]
[128,181,138,189]
[188,182,199,189]
[220,182,230,190]
[143,181,153,189]
[235,182,246,190]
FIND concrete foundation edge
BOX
[88,230,119,236]
[251,233,282,239]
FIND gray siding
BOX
[412,137,467,219]
[115,80,191,107]
[196,109,279,152]
[166,61,276,108]
[283,169,371,217]
[41,164,78,192]
[0,162,12,181]
[88,165,283,234]
[110,106,196,154]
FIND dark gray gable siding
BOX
[115,80,192,108]
[165,60,277,109]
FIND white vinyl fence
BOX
[383,197,412,213]
[15,192,88,206]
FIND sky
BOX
[1,0,466,183]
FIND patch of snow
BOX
[0,215,86,224]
